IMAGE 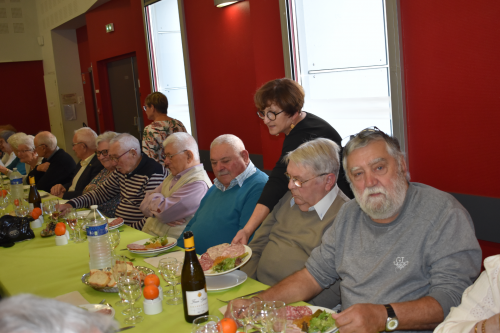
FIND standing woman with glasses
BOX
[82,131,120,217]
[142,92,187,167]
[232,78,353,245]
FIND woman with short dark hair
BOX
[142,91,187,166]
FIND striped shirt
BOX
[68,154,167,230]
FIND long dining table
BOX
[0,196,277,332]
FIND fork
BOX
[216,290,264,303]
[123,256,135,262]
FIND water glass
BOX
[65,209,78,241]
[108,229,120,253]
[75,217,87,243]
[230,297,255,333]
[251,301,287,333]
[112,255,129,307]
[15,199,29,218]
[165,261,183,305]
[191,315,221,333]
[42,201,55,222]
[50,199,60,222]
[118,269,143,324]
[158,257,177,298]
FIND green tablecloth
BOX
[0,222,270,332]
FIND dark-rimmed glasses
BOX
[96,149,109,157]
[165,150,186,160]
[257,109,285,121]
[341,126,387,147]
[110,149,134,163]
[284,172,329,188]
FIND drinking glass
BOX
[165,261,183,305]
[65,208,78,241]
[251,301,287,333]
[118,269,143,324]
[230,297,255,333]
[112,255,129,307]
[191,315,221,333]
[15,199,29,218]
[158,257,177,298]
[42,201,55,222]
[75,217,87,243]
[0,194,9,217]
[50,199,60,222]
[108,229,120,254]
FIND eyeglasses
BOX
[72,142,86,147]
[284,172,329,188]
[109,149,134,162]
[165,150,186,160]
[256,109,285,121]
[341,126,387,147]
[96,149,109,157]
[18,149,34,154]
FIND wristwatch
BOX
[384,304,399,331]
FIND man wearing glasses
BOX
[241,138,349,308]
[61,133,166,230]
[50,127,103,199]
[28,131,76,192]
[231,129,481,333]
[140,132,212,239]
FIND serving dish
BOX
[81,265,154,293]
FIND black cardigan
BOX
[28,148,76,192]
[62,154,104,199]
[257,112,353,211]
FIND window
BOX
[143,0,196,136]
[280,0,406,150]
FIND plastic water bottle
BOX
[86,205,112,270]
[9,168,23,202]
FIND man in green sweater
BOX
[242,138,350,308]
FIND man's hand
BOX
[58,203,73,216]
[331,303,386,333]
[166,219,186,227]
[232,229,250,245]
[37,162,50,172]
[51,184,66,196]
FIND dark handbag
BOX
[0,215,35,247]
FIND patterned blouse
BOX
[83,168,120,218]
[142,119,187,166]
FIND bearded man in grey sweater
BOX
[235,128,481,333]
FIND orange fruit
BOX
[14,199,20,206]
[54,222,66,236]
[31,207,42,219]
[144,274,160,287]
[0,189,7,197]
[143,284,159,300]
[219,318,238,333]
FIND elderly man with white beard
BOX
[228,128,482,333]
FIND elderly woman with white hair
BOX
[81,131,121,217]
[0,130,25,174]
[0,133,42,183]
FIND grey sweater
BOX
[306,182,482,325]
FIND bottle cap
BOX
[90,205,98,209]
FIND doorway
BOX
[106,56,143,139]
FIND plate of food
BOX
[78,304,115,317]
[206,270,247,291]
[127,236,177,254]
[286,305,338,333]
[108,217,124,230]
[200,243,252,276]
[81,264,154,293]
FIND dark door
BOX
[106,56,143,139]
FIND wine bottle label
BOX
[185,288,208,316]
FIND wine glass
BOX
[65,208,78,241]
[42,201,54,223]
[118,269,143,324]
[251,301,287,333]
[50,199,60,222]
[165,261,183,305]
[0,194,9,217]
[112,255,129,307]
[158,257,177,298]
[75,216,87,243]
[108,229,120,254]
[230,297,256,333]
[15,199,29,218]
[191,315,221,333]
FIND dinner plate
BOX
[206,270,247,291]
[204,245,252,277]
[108,218,124,230]
[81,266,154,293]
[78,304,115,317]
[298,306,338,333]
[127,238,178,254]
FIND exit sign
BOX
[105,23,114,33]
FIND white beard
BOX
[353,173,408,220]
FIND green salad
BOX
[308,310,336,333]
[144,235,169,246]
[212,252,248,273]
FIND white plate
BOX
[77,210,91,218]
[206,270,247,291]
[298,306,338,333]
[108,218,124,230]
[78,304,115,317]
[127,238,178,254]
[204,245,252,276]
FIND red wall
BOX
[399,0,500,199]
[0,61,50,135]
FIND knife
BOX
[117,326,135,331]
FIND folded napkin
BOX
[144,250,185,267]
[55,291,89,306]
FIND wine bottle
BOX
[28,176,41,211]
[181,231,208,323]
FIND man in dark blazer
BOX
[50,128,104,199]
[29,132,76,192]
